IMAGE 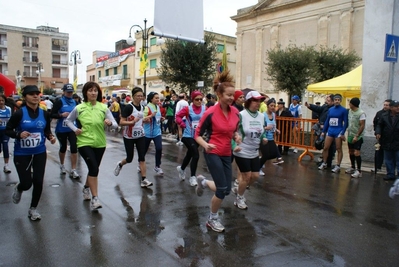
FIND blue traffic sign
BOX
[384,34,399,62]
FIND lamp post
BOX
[36,62,44,93]
[69,50,82,86]
[127,18,153,96]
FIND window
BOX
[217,44,224,53]
[98,70,101,78]
[150,59,157,69]
[137,79,141,85]
[123,65,128,79]
[150,37,157,46]
[113,67,117,75]
[105,69,109,76]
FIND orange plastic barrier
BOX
[275,117,319,162]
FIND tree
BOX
[313,46,361,82]
[157,34,218,94]
[265,44,361,97]
[43,87,55,95]
[266,44,316,98]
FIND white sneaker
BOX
[196,175,206,196]
[60,165,66,174]
[137,166,141,173]
[317,157,323,163]
[28,207,42,221]
[345,167,355,174]
[318,162,327,170]
[141,178,153,188]
[293,148,298,153]
[90,197,102,210]
[389,179,399,199]
[82,187,91,200]
[351,170,362,178]
[234,179,239,187]
[331,165,341,173]
[70,169,80,179]
[189,176,198,186]
[114,161,122,176]
[177,166,186,180]
[259,169,265,176]
[154,167,164,176]
[3,166,11,173]
[234,196,248,210]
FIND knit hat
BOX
[234,90,244,101]
[277,98,285,105]
[350,97,360,108]
[191,91,203,101]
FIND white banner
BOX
[153,0,204,44]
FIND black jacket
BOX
[373,109,387,131]
[375,111,399,151]
[308,103,332,125]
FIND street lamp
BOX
[69,50,82,85]
[127,18,153,96]
[36,62,44,93]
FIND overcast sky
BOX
[1,0,258,83]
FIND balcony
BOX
[122,73,130,79]
[0,40,7,47]
[52,60,68,65]
[22,43,38,49]
[0,55,7,61]
[52,45,68,52]
[23,57,39,63]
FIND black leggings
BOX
[14,152,47,208]
[123,137,146,162]
[181,137,200,177]
[78,146,105,177]
[56,131,78,153]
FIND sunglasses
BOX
[194,98,202,102]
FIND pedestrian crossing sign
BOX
[384,34,399,62]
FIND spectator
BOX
[160,86,171,98]
[372,99,391,173]
[276,98,293,155]
[232,90,244,111]
[289,95,302,153]
[44,97,53,113]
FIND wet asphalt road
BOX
[0,130,398,267]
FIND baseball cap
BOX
[245,91,266,101]
[22,85,40,96]
[62,83,74,92]
[292,95,300,101]
[390,100,399,107]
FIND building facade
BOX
[87,30,237,96]
[231,0,365,94]
[0,24,69,92]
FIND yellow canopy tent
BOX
[307,65,362,98]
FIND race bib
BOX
[329,118,338,126]
[62,119,68,127]
[132,129,143,137]
[192,121,199,130]
[0,118,9,127]
[20,132,41,148]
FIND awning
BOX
[307,65,362,98]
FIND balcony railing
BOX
[52,74,69,79]
[122,73,130,79]
[23,71,37,77]
[52,60,68,65]
[0,55,7,61]
[23,57,39,63]
[22,43,39,48]
[52,45,68,51]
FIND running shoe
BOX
[177,166,186,180]
[273,158,284,165]
[70,169,80,179]
[351,170,362,178]
[154,167,164,176]
[189,176,198,186]
[82,187,91,201]
[293,148,298,153]
[234,179,239,187]
[206,217,225,232]
[331,165,341,173]
[318,162,327,170]
[114,161,122,176]
[3,166,11,173]
[389,179,399,199]
[141,178,153,188]
[137,166,141,173]
[28,207,41,221]
[60,165,66,174]
[90,197,102,210]
[12,183,22,204]
[259,169,265,176]
[231,186,238,195]
[345,167,355,174]
[196,175,206,196]
[234,196,248,210]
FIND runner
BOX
[232,91,265,209]
[113,87,153,188]
[65,82,117,210]
[194,71,240,232]
[51,83,80,178]
[175,90,206,186]
[0,94,12,173]
[6,85,56,220]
